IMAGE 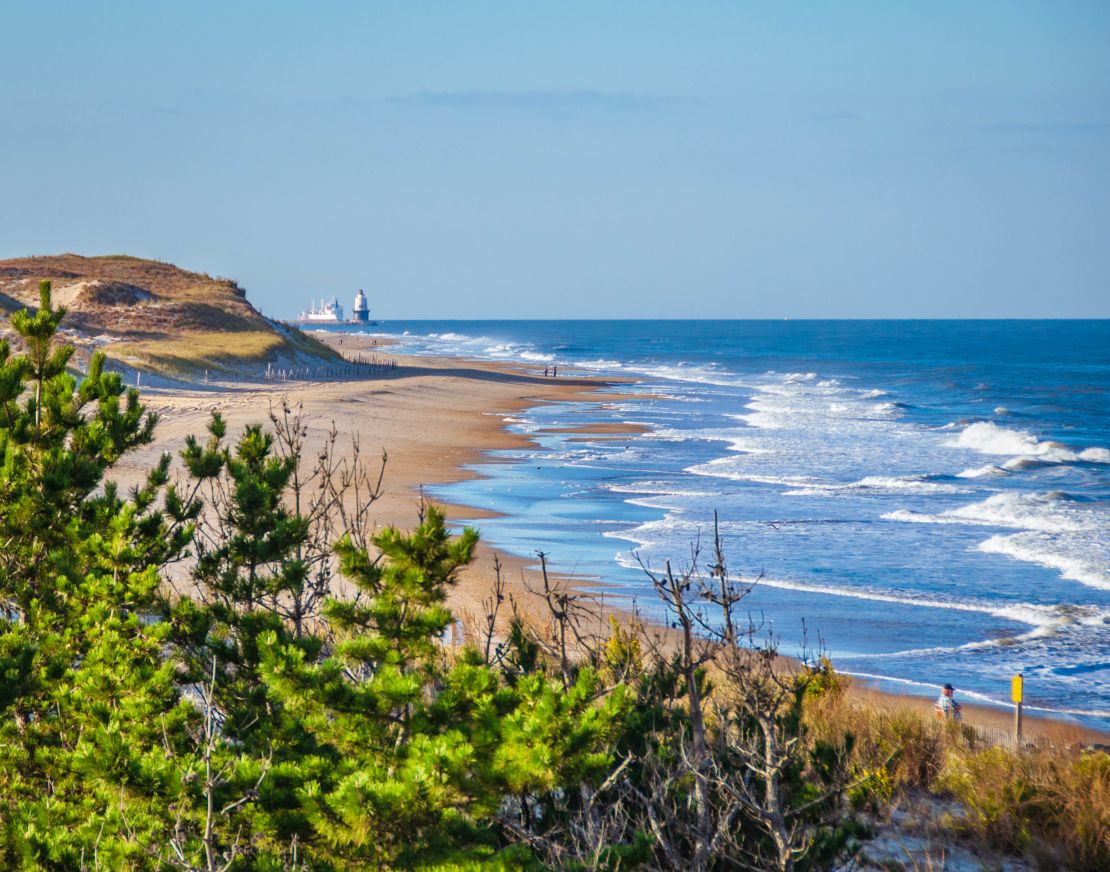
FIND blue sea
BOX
[333,320,1110,727]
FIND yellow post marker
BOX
[1012,674,1024,749]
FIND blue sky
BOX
[2,2,1108,318]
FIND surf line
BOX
[839,670,1110,719]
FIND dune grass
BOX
[939,744,1110,869]
[115,330,290,376]
[803,677,1110,869]
[116,322,342,377]
[160,281,246,304]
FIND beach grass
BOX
[115,329,291,375]
[157,280,245,304]
[804,678,1110,868]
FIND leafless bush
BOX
[266,399,385,637]
[498,513,858,871]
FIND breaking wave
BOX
[884,492,1110,590]
[946,421,1110,465]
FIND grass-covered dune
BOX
[0,253,338,377]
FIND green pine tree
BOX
[261,506,632,869]
[172,415,343,862]
[0,282,200,866]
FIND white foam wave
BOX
[885,492,1110,591]
[616,539,1108,671]
[614,552,1109,651]
[684,465,810,485]
[1002,456,1046,472]
[607,481,720,510]
[576,358,625,370]
[840,671,1110,718]
[628,392,705,403]
[737,576,1078,631]
[883,509,965,526]
[628,362,753,389]
[979,533,1110,591]
[541,446,642,464]
[846,614,1088,661]
[1025,704,1110,718]
[783,475,969,497]
[606,518,690,549]
[685,469,965,496]
[500,415,539,431]
[840,673,1023,710]
[946,421,1110,467]
[607,480,719,498]
[647,427,745,445]
[398,330,563,367]
[729,374,907,437]
[956,463,1007,479]
[625,494,713,510]
[884,491,1101,534]
[948,421,1053,455]
[837,671,995,700]
[735,397,789,430]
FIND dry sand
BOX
[119,332,1108,744]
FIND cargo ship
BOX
[296,289,376,325]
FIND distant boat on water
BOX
[296,289,377,325]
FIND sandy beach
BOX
[120,332,1108,745]
[118,335,642,635]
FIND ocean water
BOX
[331,321,1110,727]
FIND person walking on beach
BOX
[553,364,557,378]
[544,366,549,377]
[935,683,962,721]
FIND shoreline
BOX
[128,332,1109,744]
[122,337,644,641]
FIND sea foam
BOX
[946,421,1110,465]
[884,491,1100,533]
[783,474,968,497]
[885,492,1110,590]
[979,532,1110,591]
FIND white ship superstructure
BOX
[297,296,344,323]
[295,290,377,324]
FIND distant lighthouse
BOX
[352,289,370,323]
